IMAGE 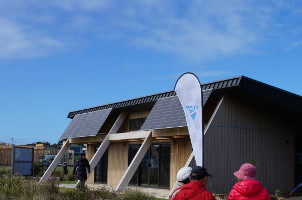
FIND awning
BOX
[60,108,112,139]
[141,89,212,130]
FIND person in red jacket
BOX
[228,163,270,200]
[172,166,215,200]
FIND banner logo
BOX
[185,106,199,120]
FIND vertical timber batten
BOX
[76,112,127,187]
[168,97,224,196]
[39,140,71,184]
[115,132,152,191]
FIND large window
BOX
[129,118,146,131]
[129,143,170,188]
[94,148,108,183]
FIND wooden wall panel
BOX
[107,142,129,186]
[170,138,192,188]
[204,95,298,194]
[129,110,150,119]
[86,144,96,184]
[118,110,151,133]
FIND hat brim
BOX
[234,171,256,181]
[207,173,213,177]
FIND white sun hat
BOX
[177,167,192,182]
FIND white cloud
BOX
[103,0,277,60]
[0,0,301,60]
[51,0,111,11]
[149,70,230,80]
[0,18,63,59]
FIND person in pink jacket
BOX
[228,163,270,200]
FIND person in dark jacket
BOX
[228,163,270,200]
[172,166,215,200]
[63,162,68,175]
[73,153,90,189]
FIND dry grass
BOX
[0,174,158,200]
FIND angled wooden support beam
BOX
[169,97,224,196]
[39,139,71,184]
[108,112,128,134]
[75,112,127,187]
[115,132,152,192]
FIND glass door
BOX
[94,148,108,183]
[128,143,170,188]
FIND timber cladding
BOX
[107,142,129,186]
[203,94,297,194]
[170,138,192,188]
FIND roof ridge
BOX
[67,76,243,118]
[240,76,302,98]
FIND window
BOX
[129,118,146,131]
[129,143,170,188]
[94,148,108,183]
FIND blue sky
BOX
[0,0,302,144]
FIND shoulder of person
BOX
[262,188,270,197]
[197,189,214,198]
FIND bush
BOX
[53,170,61,177]
[0,166,10,176]
[0,175,58,200]
[66,174,76,181]
[0,174,157,200]
[61,187,116,200]
[115,189,156,200]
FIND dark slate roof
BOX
[141,89,213,130]
[67,76,241,118]
[67,76,302,119]
[61,108,112,139]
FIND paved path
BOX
[59,184,76,188]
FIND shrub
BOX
[53,170,61,177]
[0,175,157,200]
[0,175,61,200]
[33,164,43,177]
[115,189,156,200]
[66,174,76,181]
[0,168,10,176]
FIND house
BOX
[40,76,302,194]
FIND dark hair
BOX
[190,173,205,180]
[180,178,190,184]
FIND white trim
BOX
[109,131,151,141]
[114,132,152,191]
[39,140,71,184]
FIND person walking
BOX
[172,166,215,200]
[169,167,192,199]
[228,163,270,200]
[73,153,90,189]
[63,162,68,175]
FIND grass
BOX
[0,165,11,176]
[59,180,77,184]
[55,166,74,174]
[0,174,158,200]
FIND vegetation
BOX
[0,166,10,176]
[0,174,158,200]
